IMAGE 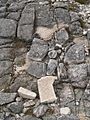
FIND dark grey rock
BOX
[56,28,69,45]
[28,38,48,61]
[48,50,57,59]
[64,44,85,64]
[9,74,32,92]
[27,61,46,78]
[47,59,57,75]
[42,116,57,120]
[87,64,90,75]
[0,19,16,37]
[68,64,88,88]
[0,93,16,105]
[5,116,16,120]
[69,21,83,35]
[21,115,41,120]
[0,75,11,91]
[33,104,48,117]
[36,5,54,27]
[55,8,70,23]
[17,3,35,42]
[87,30,90,40]
[57,114,80,120]
[7,102,23,114]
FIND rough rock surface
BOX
[0,0,90,120]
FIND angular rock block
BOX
[38,76,57,103]
[18,87,37,99]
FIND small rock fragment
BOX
[48,50,57,59]
[33,104,48,117]
[60,107,71,115]
[24,100,35,107]
[18,87,37,99]
[38,76,57,103]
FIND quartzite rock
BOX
[38,76,57,103]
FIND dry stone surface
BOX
[0,0,90,120]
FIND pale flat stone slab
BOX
[38,76,57,103]
[18,87,37,99]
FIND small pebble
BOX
[60,107,71,115]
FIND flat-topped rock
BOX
[38,76,57,103]
[0,93,16,105]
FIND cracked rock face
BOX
[0,0,90,120]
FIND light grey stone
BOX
[0,19,16,37]
[21,115,41,120]
[33,104,48,117]
[48,50,57,59]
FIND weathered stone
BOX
[9,74,33,92]
[57,83,74,106]
[21,115,41,120]
[38,76,57,103]
[57,63,67,80]
[42,115,57,120]
[24,100,35,107]
[36,5,54,27]
[47,59,57,75]
[0,48,13,60]
[4,116,16,120]
[7,102,23,114]
[68,64,88,88]
[64,44,85,64]
[69,21,83,35]
[18,87,37,99]
[48,50,57,59]
[7,12,21,21]
[57,115,80,120]
[0,61,12,76]
[27,61,46,78]
[0,75,11,91]
[28,38,48,61]
[0,19,16,37]
[33,104,48,117]
[0,38,12,45]
[60,107,71,115]
[70,11,80,22]
[17,24,33,41]
[0,93,16,105]
[0,112,5,120]
[55,8,70,23]
[56,28,69,45]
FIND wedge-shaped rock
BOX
[18,87,37,99]
[38,76,57,103]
